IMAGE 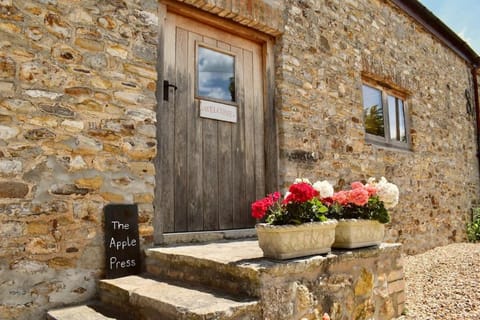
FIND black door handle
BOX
[163,80,178,101]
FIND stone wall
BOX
[274,0,479,254]
[260,244,405,319]
[173,0,284,36]
[0,0,158,319]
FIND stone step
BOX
[145,239,266,298]
[99,275,262,320]
[46,302,133,320]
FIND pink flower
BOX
[351,181,364,189]
[332,190,349,205]
[365,185,377,196]
[270,191,281,202]
[351,181,376,197]
[348,187,369,206]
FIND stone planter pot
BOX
[333,219,385,249]
[256,220,338,259]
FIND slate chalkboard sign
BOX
[104,204,141,279]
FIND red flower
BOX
[321,196,334,206]
[348,187,369,206]
[251,192,281,219]
[251,200,268,219]
[282,182,319,204]
[332,190,349,205]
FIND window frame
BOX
[361,80,411,150]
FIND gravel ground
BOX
[403,242,480,319]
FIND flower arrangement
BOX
[251,178,333,225]
[327,177,399,223]
[251,177,399,225]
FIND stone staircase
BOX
[47,240,406,319]
[47,240,265,320]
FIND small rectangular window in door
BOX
[197,46,236,103]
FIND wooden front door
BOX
[158,12,266,233]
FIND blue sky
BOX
[420,0,480,54]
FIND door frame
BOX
[154,1,278,244]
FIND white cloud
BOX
[204,87,231,100]
[198,47,234,73]
[458,27,473,47]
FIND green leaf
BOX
[317,205,328,214]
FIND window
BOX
[362,83,409,149]
[197,46,236,103]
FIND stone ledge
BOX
[161,228,257,245]
[148,240,402,273]
[100,275,261,319]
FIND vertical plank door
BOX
[159,12,266,233]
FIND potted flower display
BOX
[251,179,338,259]
[327,177,399,249]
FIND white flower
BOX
[294,178,311,184]
[313,180,334,198]
[284,191,291,200]
[374,177,399,208]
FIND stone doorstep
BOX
[161,228,257,245]
[147,239,265,264]
[145,240,403,298]
[145,239,266,298]
[146,239,402,268]
[99,275,261,320]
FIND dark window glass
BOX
[362,85,384,137]
[197,46,235,102]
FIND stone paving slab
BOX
[146,240,403,284]
[101,275,260,320]
[149,239,402,265]
[47,304,122,320]
[146,241,264,298]
[148,239,264,264]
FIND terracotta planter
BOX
[255,220,337,259]
[333,219,385,249]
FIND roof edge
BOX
[389,0,480,68]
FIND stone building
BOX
[0,0,479,319]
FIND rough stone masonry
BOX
[0,0,158,318]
